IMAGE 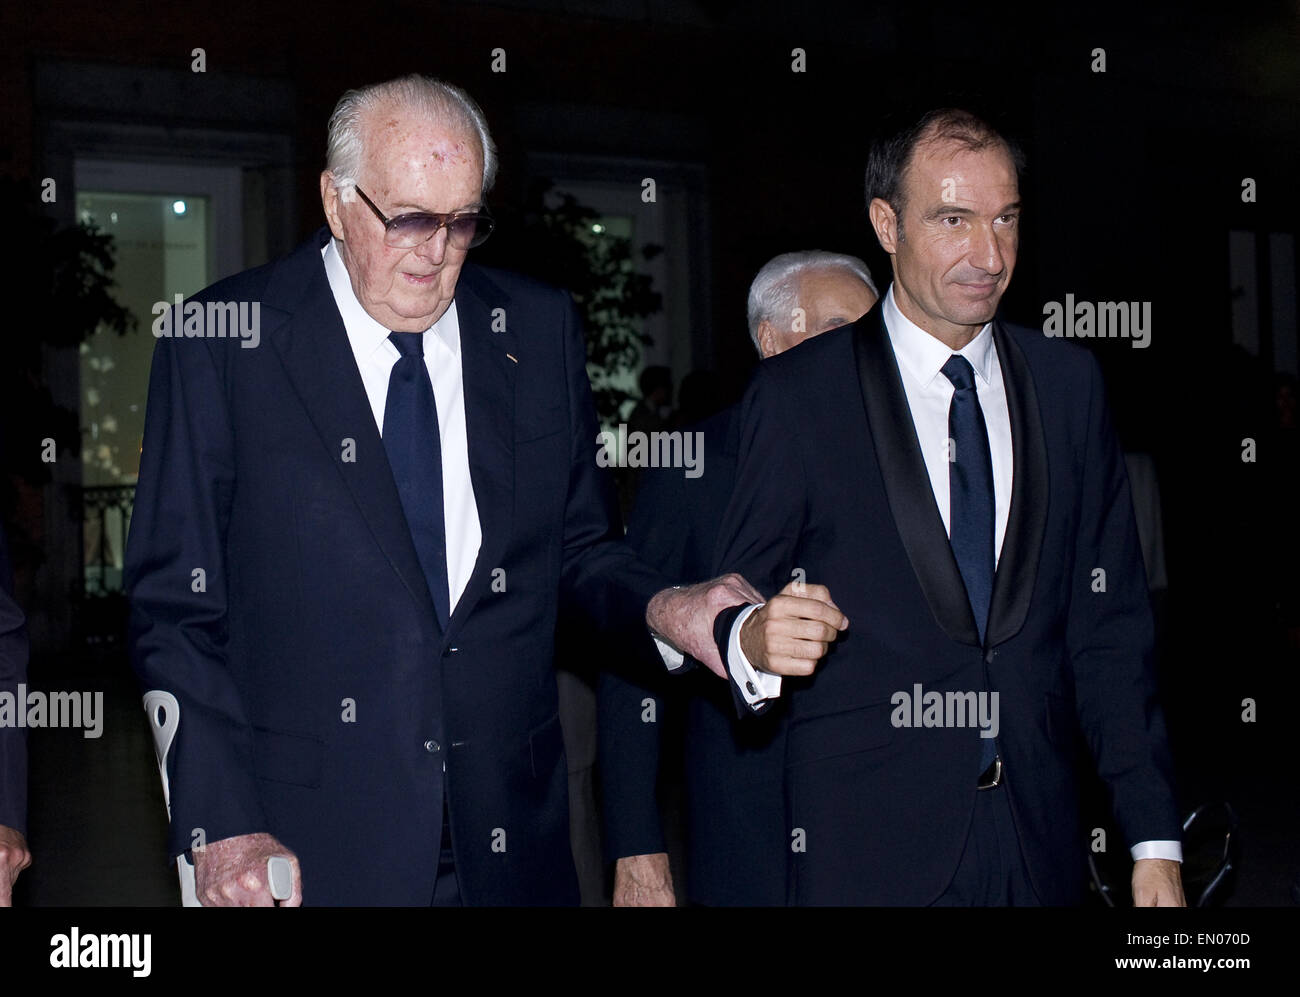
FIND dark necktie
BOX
[383,331,451,631]
[942,354,997,772]
[941,354,995,643]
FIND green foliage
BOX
[479,179,662,424]
[1,178,134,486]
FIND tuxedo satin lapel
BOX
[263,232,437,622]
[854,306,981,647]
[442,266,516,644]
[986,322,1048,647]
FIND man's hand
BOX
[739,580,848,676]
[0,825,31,907]
[647,573,765,677]
[613,852,676,907]
[1132,858,1186,907]
[193,832,302,906]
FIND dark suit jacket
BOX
[598,407,786,905]
[711,300,1180,905]
[126,228,666,905]
[0,524,27,836]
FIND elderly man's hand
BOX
[194,832,302,906]
[1132,858,1185,907]
[0,824,31,906]
[647,574,765,677]
[739,580,847,676]
[613,852,676,907]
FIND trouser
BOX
[432,789,461,906]
[932,784,1038,906]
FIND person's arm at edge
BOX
[1066,351,1183,906]
[0,524,31,904]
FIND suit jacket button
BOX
[985,649,996,664]
[424,739,441,753]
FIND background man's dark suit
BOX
[598,407,786,905]
[126,227,666,905]
[711,301,1181,905]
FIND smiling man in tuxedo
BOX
[712,109,1185,906]
[125,74,760,906]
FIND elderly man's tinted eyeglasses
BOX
[351,185,494,250]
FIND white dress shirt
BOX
[324,240,685,679]
[322,238,482,615]
[884,285,1013,561]
[725,283,1180,862]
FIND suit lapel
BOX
[854,305,980,646]
[985,322,1047,647]
[854,304,1049,649]
[263,229,438,625]
[442,265,517,645]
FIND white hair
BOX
[746,251,878,353]
[325,74,498,194]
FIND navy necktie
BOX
[941,354,995,643]
[383,331,451,631]
[941,354,997,771]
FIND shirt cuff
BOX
[1130,840,1182,862]
[652,636,689,672]
[728,603,782,707]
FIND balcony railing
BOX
[80,484,135,597]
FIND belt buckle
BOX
[977,755,1002,790]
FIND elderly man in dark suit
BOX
[125,74,762,906]
[712,109,1185,906]
[599,251,877,906]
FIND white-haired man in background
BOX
[748,251,879,356]
[599,251,877,906]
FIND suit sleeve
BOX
[0,525,28,836]
[1066,353,1181,848]
[596,648,668,860]
[709,365,808,714]
[595,462,693,861]
[125,332,268,859]
[556,294,670,635]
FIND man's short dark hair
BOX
[864,108,1026,237]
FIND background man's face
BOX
[322,106,483,332]
[792,269,878,345]
[888,139,1020,343]
[763,269,878,356]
